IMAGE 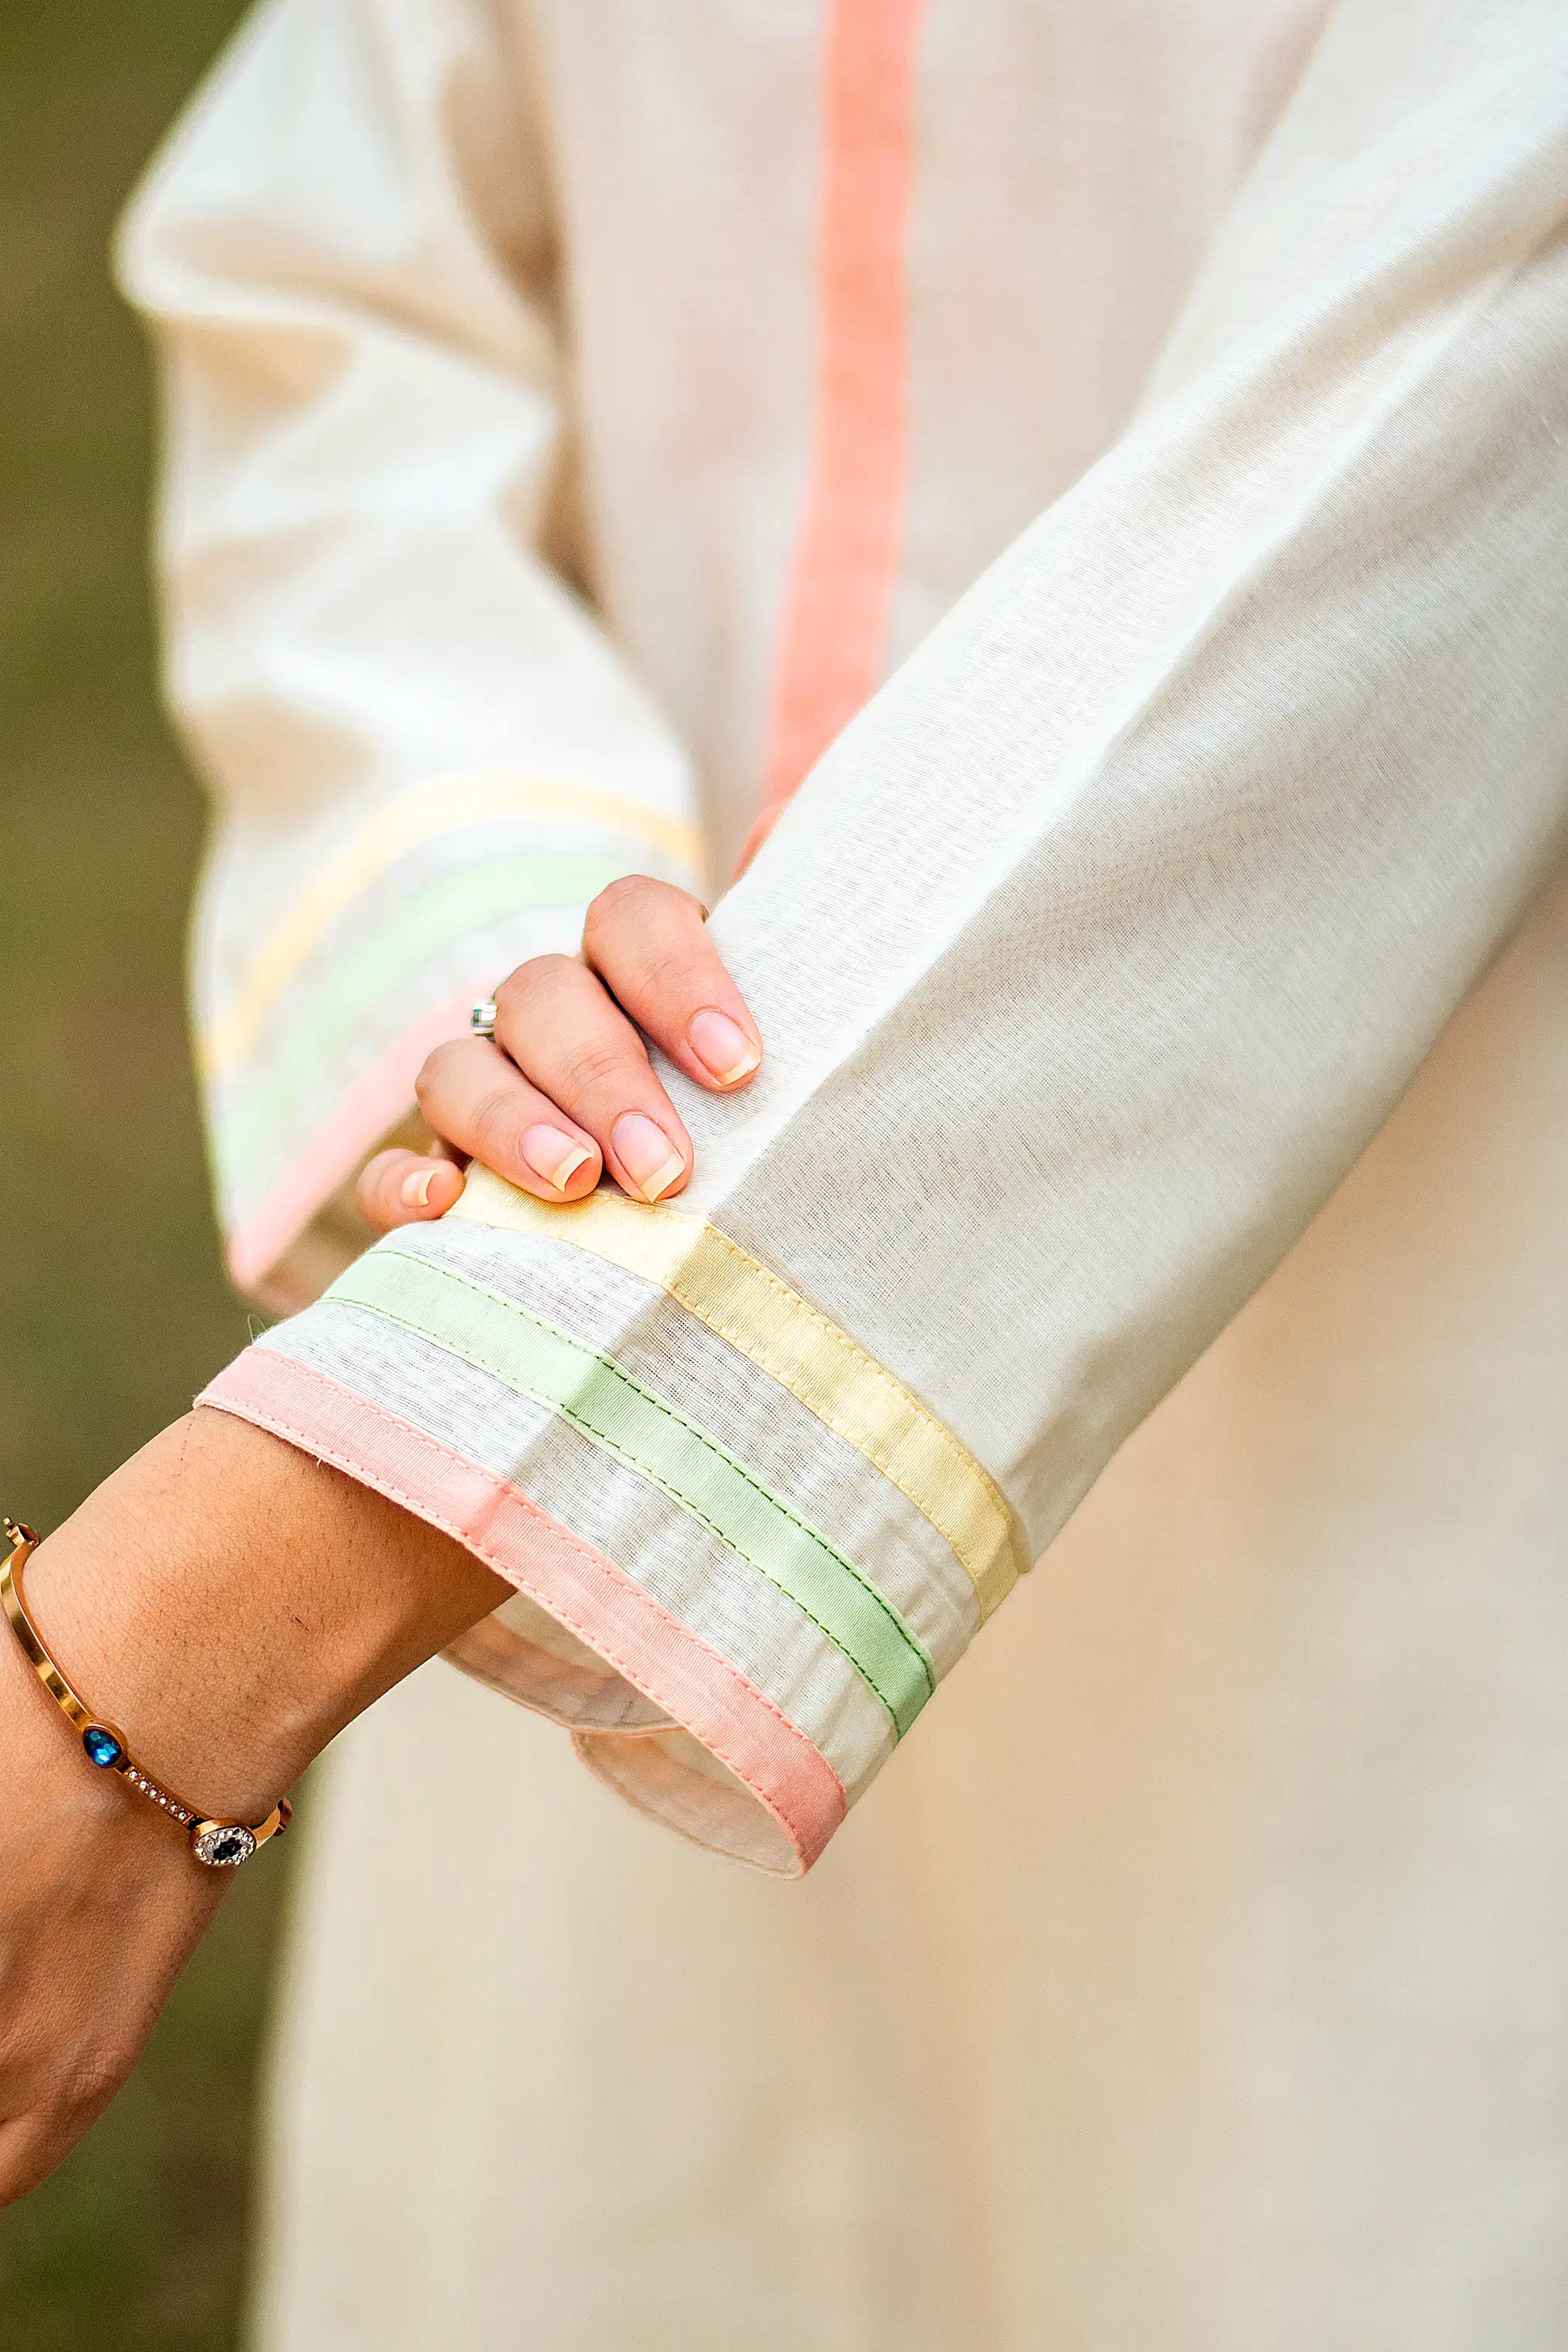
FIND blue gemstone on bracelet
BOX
[81,1725,123,1769]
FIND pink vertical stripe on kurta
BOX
[746,0,927,866]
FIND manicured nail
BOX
[400,1167,437,1210]
[521,1126,594,1194]
[688,1008,761,1086]
[612,1112,686,1203]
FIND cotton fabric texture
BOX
[121,0,1568,2344]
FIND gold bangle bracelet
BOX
[2,1515,291,1869]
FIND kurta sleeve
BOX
[200,0,1568,1874]
[116,0,704,1312]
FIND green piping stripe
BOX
[222,849,632,1158]
[330,1247,935,1736]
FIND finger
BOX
[414,1036,604,1201]
[491,956,691,1204]
[582,876,762,1093]
[356,1150,467,1234]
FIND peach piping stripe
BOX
[200,1349,846,1873]
[749,0,927,864]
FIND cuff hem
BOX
[197,1347,846,1873]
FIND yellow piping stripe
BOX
[450,1167,1025,1620]
[201,774,705,1081]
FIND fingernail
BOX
[400,1168,437,1210]
[688,1008,761,1086]
[612,1112,686,1203]
[521,1126,594,1194]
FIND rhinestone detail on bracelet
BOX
[192,1823,258,1868]
[125,1768,193,1828]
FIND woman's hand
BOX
[0,1620,226,2204]
[1,1411,508,2202]
[355,876,763,1233]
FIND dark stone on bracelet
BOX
[192,1822,256,1868]
[81,1725,123,1769]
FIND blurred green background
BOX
[0,6,288,2346]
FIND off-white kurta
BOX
[121,1,1568,2343]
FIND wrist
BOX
[12,1408,509,1830]
[0,1577,220,1917]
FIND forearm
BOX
[17,1408,510,1826]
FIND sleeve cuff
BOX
[197,1168,1027,1873]
[197,770,706,1300]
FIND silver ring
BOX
[470,998,498,1039]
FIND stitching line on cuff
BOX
[197,1363,844,1863]
[452,1177,1023,1613]
[330,1268,929,1736]
[371,1244,936,1689]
